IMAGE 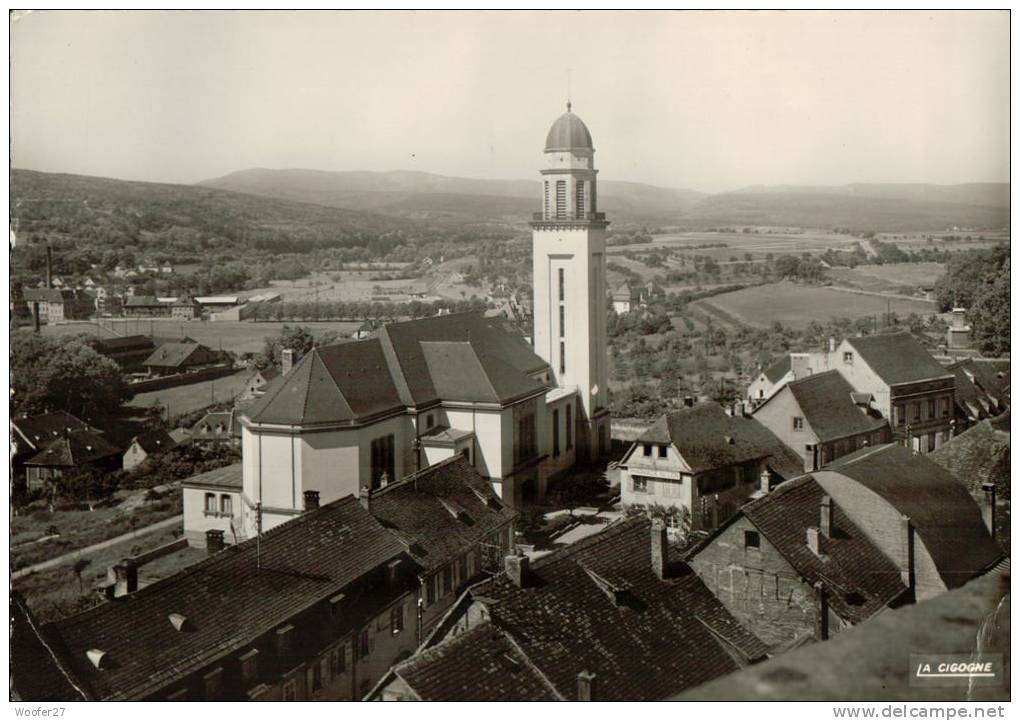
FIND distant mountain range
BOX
[200,168,1009,231]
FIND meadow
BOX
[827,262,946,295]
[126,369,252,421]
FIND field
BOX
[696,281,939,330]
[828,262,946,295]
[126,369,252,421]
[43,319,363,355]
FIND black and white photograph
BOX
[7,9,1011,708]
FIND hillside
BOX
[733,182,1010,209]
[682,191,1010,232]
[199,168,706,223]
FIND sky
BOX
[10,10,1010,193]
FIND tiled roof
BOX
[405,518,768,701]
[244,339,404,426]
[22,287,73,303]
[823,444,1003,589]
[420,425,475,446]
[180,463,243,490]
[740,476,907,624]
[143,342,216,368]
[845,332,951,386]
[420,340,545,404]
[780,370,888,443]
[94,335,155,352]
[130,429,177,455]
[13,411,98,452]
[367,456,517,572]
[44,496,409,701]
[24,430,122,468]
[638,403,799,476]
[11,593,90,701]
[393,623,561,701]
[762,355,792,384]
[189,411,240,440]
[930,417,1010,500]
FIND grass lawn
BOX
[126,369,251,421]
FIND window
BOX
[643,444,653,457]
[335,646,347,673]
[941,397,950,417]
[204,493,216,514]
[370,435,395,489]
[442,565,453,594]
[359,630,370,659]
[220,494,232,515]
[912,403,921,422]
[558,268,565,302]
[461,447,471,463]
[458,554,468,582]
[658,445,667,458]
[552,409,560,458]
[575,180,585,218]
[632,476,650,493]
[744,530,761,549]
[514,412,537,466]
[896,405,905,426]
[793,417,804,431]
[312,660,323,691]
[565,405,573,450]
[843,352,854,365]
[927,399,935,419]
[425,574,436,604]
[559,341,566,374]
[390,605,404,635]
[425,413,434,429]
[544,181,550,218]
[559,305,565,338]
[282,679,297,702]
[555,180,567,218]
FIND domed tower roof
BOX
[544,102,593,152]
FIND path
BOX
[12,515,183,580]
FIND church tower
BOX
[531,103,610,459]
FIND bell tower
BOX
[531,103,610,460]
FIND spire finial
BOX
[566,67,573,113]
[567,100,572,113]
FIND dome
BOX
[544,103,593,152]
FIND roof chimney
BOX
[650,521,668,580]
[820,495,833,538]
[577,671,596,701]
[813,581,829,641]
[759,468,772,495]
[303,490,320,511]
[281,348,296,375]
[900,515,915,592]
[386,558,403,587]
[359,485,371,511]
[206,529,225,553]
[981,482,997,538]
[806,526,822,557]
[683,395,695,408]
[505,554,530,588]
[111,560,138,597]
[828,337,836,353]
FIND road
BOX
[12,514,183,580]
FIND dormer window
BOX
[843,352,854,365]
[657,445,667,458]
[793,417,804,431]
[643,444,652,457]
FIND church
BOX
[234,105,611,538]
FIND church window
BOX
[544,181,550,218]
[559,305,565,338]
[565,405,573,449]
[558,268,565,302]
[370,435,395,489]
[552,409,560,458]
[559,341,566,375]
[575,180,585,218]
[514,412,538,466]
[555,181,567,218]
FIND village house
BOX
[122,429,178,471]
[181,464,243,547]
[372,517,768,701]
[90,335,157,372]
[751,370,891,472]
[23,430,122,490]
[619,402,802,533]
[240,366,280,401]
[746,352,814,407]
[946,358,1009,429]
[143,341,221,376]
[11,411,103,486]
[21,287,94,324]
[170,294,201,320]
[190,410,241,447]
[123,295,171,317]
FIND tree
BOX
[934,245,1008,311]
[969,265,1010,356]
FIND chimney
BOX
[386,558,403,587]
[303,490,320,511]
[505,554,529,588]
[759,468,772,495]
[900,515,915,591]
[32,302,40,333]
[650,521,668,580]
[577,671,596,701]
[828,337,836,353]
[206,529,225,553]
[112,560,138,597]
[281,348,296,375]
[820,495,833,538]
[46,245,53,289]
[359,485,371,511]
[981,482,997,537]
[813,581,829,641]
[806,526,822,556]
[683,395,695,408]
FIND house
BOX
[686,474,909,648]
[372,518,768,701]
[946,358,1009,428]
[619,402,803,532]
[21,287,94,323]
[746,352,814,406]
[752,370,891,472]
[24,496,420,701]
[946,307,972,350]
[122,429,178,471]
[814,444,1003,600]
[123,295,171,317]
[170,294,201,320]
[143,342,221,376]
[91,335,157,371]
[12,411,99,461]
[190,410,240,446]
[181,463,244,547]
[240,367,280,400]
[610,284,645,315]
[930,411,1009,501]
[194,296,240,311]
[23,430,122,489]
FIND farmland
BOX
[126,369,252,421]
[827,262,946,296]
[695,281,939,330]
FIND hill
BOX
[199,168,706,223]
[732,182,1010,209]
[682,190,1010,232]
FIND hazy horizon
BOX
[11,11,1009,194]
